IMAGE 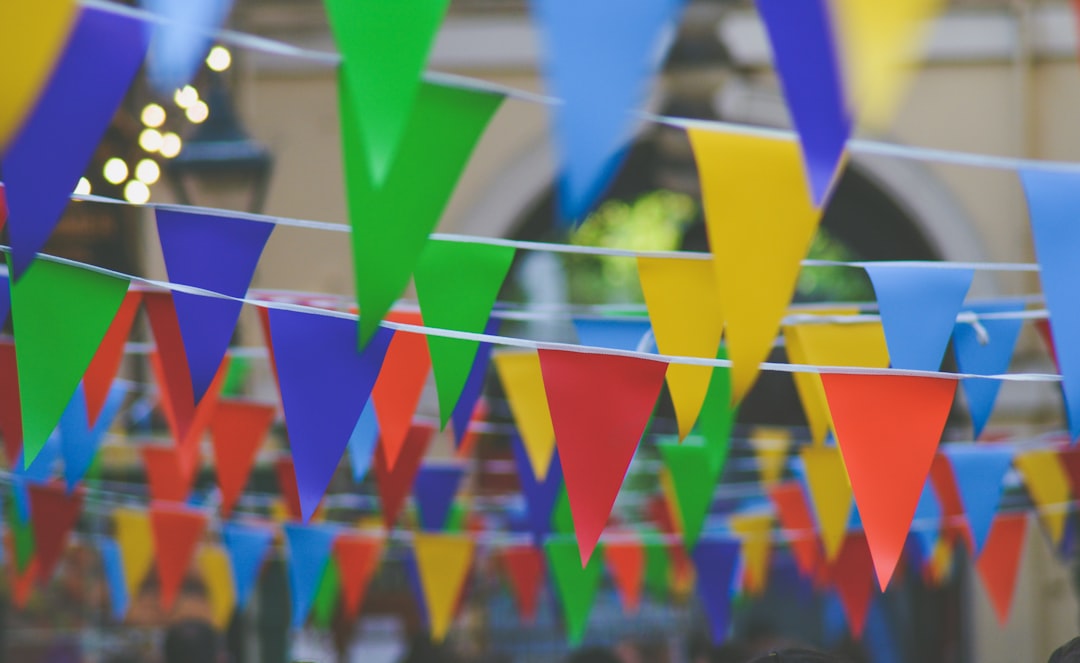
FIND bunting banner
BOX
[952,301,1026,438]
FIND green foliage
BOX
[796,227,875,302]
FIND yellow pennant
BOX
[831,0,944,129]
[637,256,724,439]
[927,536,954,586]
[786,319,889,446]
[198,545,237,630]
[800,446,853,561]
[658,468,683,533]
[414,533,475,642]
[687,130,823,403]
[0,0,78,150]
[750,427,791,487]
[731,512,773,596]
[494,351,556,480]
[114,508,154,601]
[1014,450,1070,547]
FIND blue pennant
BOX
[283,523,338,628]
[59,382,128,491]
[347,399,380,483]
[572,317,653,352]
[911,482,942,561]
[98,536,130,620]
[414,463,466,531]
[142,0,236,93]
[944,445,1014,555]
[511,434,563,545]
[952,300,1025,439]
[221,521,275,610]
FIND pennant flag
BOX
[953,301,1026,438]
[7,493,35,573]
[450,319,499,448]
[414,464,466,532]
[413,533,475,642]
[99,537,130,620]
[687,130,823,401]
[156,209,274,400]
[943,445,1014,555]
[149,503,209,612]
[1059,447,1080,505]
[59,382,128,491]
[511,435,563,545]
[573,317,653,352]
[0,184,6,234]
[731,512,774,596]
[828,531,876,639]
[340,77,502,348]
[142,0,235,93]
[142,445,196,503]
[539,349,667,564]
[769,482,822,578]
[373,425,434,529]
[371,313,430,470]
[114,508,154,601]
[750,427,791,486]
[821,373,956,588]
[346,400,380,484]
[10,259,129,466]
[1014,449,1071,547]
[28,482,83,582]
[0,273,9,335]
[643,535,671,599]
[81,289,139,427]
[532,0,684,222]
[2,7,148,277]
[414,239,515,426]
[605,536,645,614]
[690,538,741,644]
[658,441,716,551]
[502,545,545,623]
[268,308,393,521]
[864,265,973,372]
[929,453,974,553]
[283,523,338,628]
[144,292,198,442]
[334,533,383,621]
[1020,168,1080,439]
[209,400,275,517]
[975,513,1028,625]
[912,483,943,562]
[781,312,851,444]
[221,521,275,610]
[311,559,342,628]
[757,0,851,205]
[273,457,305,521]
[800,446,854,561]
[546,538,604,645]
[1035,318,1060,372]
[637,257,724,438]
[198,544,237,630]
[495,351,557,480]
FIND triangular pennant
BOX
[9,258,129,466]
[943,445,1014,555]
[221,520,275,611]
[28,482,83,582]
[311,558,342,628]
[334,533,383,621]
[283,522,338,628]
[156,209,274,400]
[414,464,466,532]
[929,453,974,553]
[750,427,791,487]
[98,537,130,620]
[494,351,557,481]
[501,545,545,623]
[782,311,859,445]
[821,373,956,588]
[209,400,275,517]
[8,548,38,609]
[828,531,876,639]
[0,341,18,464]
[658,441,716,551]
[800,445,854,561]
[81,289,139,428]
[912,483,943,562]
[1058,448,1080,505]
[511,435,563,545]
[273,457,306,521]
[864,265,973,372]
[690,538,741,644]
[143,0,235,93]
[0,184,6,234]
[371,313,431,470]
[757,0,851,205]
[573,317,653,352]
[0,273,9,337]
[7,492,35,573]
[637,257,724,438]
[975,513,1028,625]
[1035,318,1060,372]
[268,307,393,521]
[731,512,774,596]
[413,534,475,642]
[769,482,822,578]
[59,382,128,491]
[539,349,667,564]
[373,425,434,529]
[347,399,380,483]
[142,445,196,503]
[532,0,685,222]
[414,239,515,427]
[145,292,198,442]
[604,536,645,615]
[1014,449,1070,547]
[197,544,237,630]
[952,301,1025,439]
[340,77,502,348]
[687,130,823,401]
[643,535,671,600]
[695,353,739,478]
[450,319,499,448]
[149,502,209,612]
[114,508,154,601]
[546,538,604,645]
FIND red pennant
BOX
[929,453,973,552]
[256,306,281,395]
[769,482,822,578]
[209,400,275,517]
[1035,319,1060,372]
[83,290,141,425]
[821,373,956,589]
[145,292,198,441]
[149,502,208,612]
[274,457,305,520]
[0,341,23,463]
[6,533,37,609]
[374,424,434,528]
[538,350,667,564]
[828,531,876,639]
[334,533,383,621]
[372,313,431,470]
[455,399,487,460]
[143,445,197,503]
[502,545,544,623]
[604,536,645,614]
[28,482,84,583]
[1058,448,1080,502]
[976,513,1027,625]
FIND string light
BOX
[160,132,182,158]
[123,180,150,204]
[206,45,232,72]
[185,100,209,124]
[135,159,160,185]
[174,85,198,109]
[102,158,128,185]
[74,177,91,195]
[140,103,166,128]
[139,128,163,152]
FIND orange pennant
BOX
[828,531,876,639]
[28,482,83,583]
[769,482,822,578]
[975,513,1027,625]
[374,425,434,528]
[928,453,973,553]
[149,502,208,612]
[273,457,306,521]
[604,536,645,615]
[334,532,383,621]
[83,290,141,425]
[6,533,38,609]
[209,400,276,517]
[143,445,197,503]
[372,312,431,470]
[502,545,545,623]
[822,373,955,589]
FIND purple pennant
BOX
[268,308,393,521]
[511,435,563,545]
[757,0,851,206]
[450,318,499,447]
[691,538,742,644]
[157,209,274,401]
[2,8,149,278]
[414,463,466,532]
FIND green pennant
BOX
[7,495,33,572]
[642,533,670,600]
[545,538,603,645]
[325,0,452,183]
[659,441,717,551]
[340,72,503,348]
[552,485,575,535]
[696,347,738,477]
[445,502,467,533]
[9,258,128,466]
[414,239,515,427]
[312,557,342,629]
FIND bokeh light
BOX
[140,103,166,128]
[135,159,161,185]
[103,158,128,185]
[140,128,163,152]
[123,180,150,204]
[207,46,232,72]
[160,132,182,158]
